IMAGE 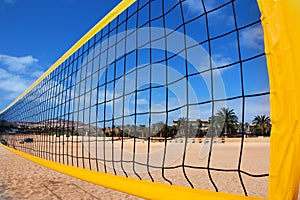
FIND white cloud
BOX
[184,0,203,14]
[0,54,38,72]
[240,26,264,50]
[137,98,148,105]
[212,54,232,67]
[0,54,43,106]
[0,68,11,79]
[184,0,224,14]
[202,0,218,11]
[0,75,29,99]
[31,70,44,78]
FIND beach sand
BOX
[0,146,140,200]
[1,137,298,199]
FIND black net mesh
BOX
[0,0,270,197]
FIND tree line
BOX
[0,107,271,138]
[208,107,271,138]
[103,107,271,138]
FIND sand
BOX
[1,137,298,199]
[0,146,140,200]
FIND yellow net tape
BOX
[257,0,300,199]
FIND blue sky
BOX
[0,0,121,111]
[0,0,270,124]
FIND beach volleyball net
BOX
[1,0,300,199]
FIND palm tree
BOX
[215,107,238,137]
[252,115,271,136]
